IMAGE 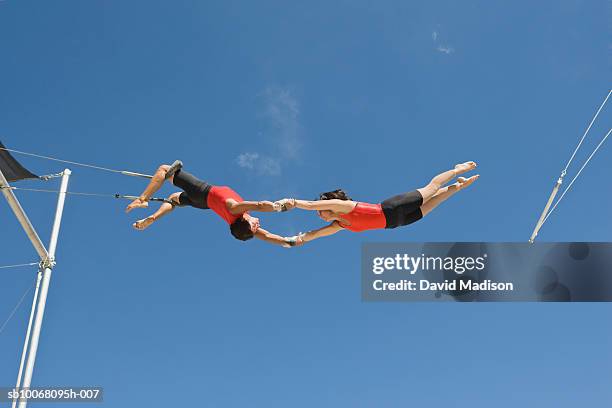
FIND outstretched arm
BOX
[299,221,344,243]
[254,227,295,248]
[292,199,356,213]
[228,200,281,215]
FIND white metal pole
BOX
[11,271,43,408]
[47,170,71,256]
[0,169,48,260]
[529,176,563,243]
[17,169,71,408]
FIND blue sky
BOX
[1,1,611,407]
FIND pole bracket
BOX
[38,173,64,181]
[39,258,56,270]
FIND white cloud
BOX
[236,86,302,176]
[432,27,454,55]
[257,156,282,176]
[236,152,259,169]
[262,86,301,159]
[236,152,281,176]
[436,45,454,54]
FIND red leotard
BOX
[206,186,244,224]
[338,202,386,232]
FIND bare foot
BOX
[126,198,148,213]
[133,216,155,230]
[454,161,477,175]
[456,175,479,190]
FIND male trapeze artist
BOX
[126,161,296,247]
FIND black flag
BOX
[0,141,38,182]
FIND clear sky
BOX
[1,1,611,407]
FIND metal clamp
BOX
[39,173,64,181]
[39,258,56,270]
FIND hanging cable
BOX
[561,90,611,175]
[529,90,612,243]
[542,127,612,226]
[0,283,35,336]
[0,262,39,270]
[0,146,154,179]
[0,185,171,204]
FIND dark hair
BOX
[318,189,352,201]
[230,218,255,241]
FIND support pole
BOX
[0,169,48,261]
[11,271,43,408]
[529,176,563,243]
[17,169,71,408]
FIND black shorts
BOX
[172,169,212,209]
[381,190,423,229]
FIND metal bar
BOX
[529,176,563,243]
[47,170,70,256]
[11,271,43,408]
[120,170,153,179]
[117,194,171,204]
[17,169,71,408]
[0,168,48,260]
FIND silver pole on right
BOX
[529,176,563,243]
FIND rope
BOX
[1,186,117,198]
[0,262,39,270]
[0,186,171,204]
[530,90,611,242]
[542,127,612,226]
[0,283,35,336]
[562,90,612,175]
[0,146,153,179]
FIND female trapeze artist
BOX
[277,161,479,245]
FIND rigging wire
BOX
[561,90,611,175]
[0,283,35,336]
[0,146,154,179]
[529,90,612,242]
[0,186,172,204]
[542,127,612,226]
[0,262,39,270]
